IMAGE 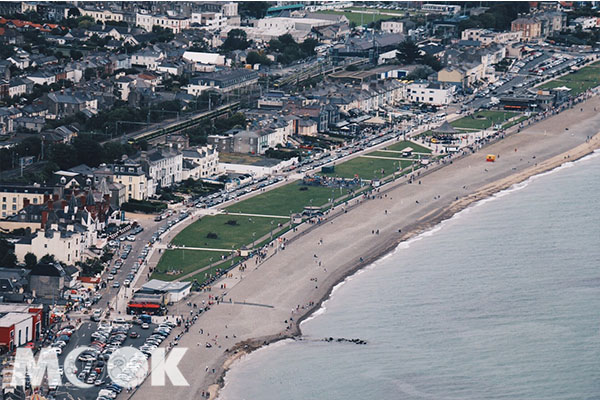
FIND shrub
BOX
[206,232,218,239]
[299,186,308,191]
[225,220,239,226]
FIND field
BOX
[172,214,281,249]
[321,156,405,180]
[385,140,433,153]
[539,63,600,96]
[225,183,350,216]
[320,140,430,180]
[451,111,519,130]
[502,115,530,130]
[153,249,229,281]
[184,256,243,284]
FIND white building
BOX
[8,79,27,98]
[136,13,190,34]
[405,81,455,106]
[181,145,221,180]
[131,50,165,70]
[381,20,404,34]
[191,12,228,30]
[140,149,183,194]
[572,16,600,30]
[79,7,125,24]
[182,51,227,66]
[14,225,85,265]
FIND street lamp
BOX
[270,220,274,241]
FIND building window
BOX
[33,198,38,204]
[1,204,5,210]
[12,205,16,210]
[44,244,47,248]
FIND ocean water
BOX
[220,152,600,400]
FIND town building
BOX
[405,81,456,105]
[0,303,43,351]
[181,145,221,180]
[0,184,61,219]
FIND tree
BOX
[221,29,250,51]
[397,40,420,64]
[24,253,37,269]
[239,2,269,19]
[246,51,272,66]
[40,254,56,264]
[73,136,103,167]
[0,239,16,268]
[49,143,77,169]
[70,49,83,60]
[151,25,174,43]
[68,7,80,17]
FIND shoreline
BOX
[129,94,600,400]
[212,133,600,399]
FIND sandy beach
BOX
[129,95,600,400]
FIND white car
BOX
[107,274,115,280]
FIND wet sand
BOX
[129,96,600,400]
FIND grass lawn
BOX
[539,63,600,96]
[153,249,229,281]
[384,140,433,153]
[502,115,530,129]
[185,256,243,284]
[322,156,405,180]
[451,111,518,130]
[540,79,598,96]
[225,183,350,216]
[172,214,281,249]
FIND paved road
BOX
[52,321,158,400]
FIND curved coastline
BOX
[213,135,600,400]
[128,94,600,400]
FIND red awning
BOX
[127,303,160,309]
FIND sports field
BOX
[153,249,229,281]
[225,183,350,216]
[539,62,600,96]
[451,111,519,130]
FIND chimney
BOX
[80,195,86,207]
[62,200,67,213]
[47,199,53,210]
[23,198,30,208]
[43,194,49,203]
[53,194,59,201]
[41,211,48,229]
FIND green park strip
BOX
[321,156,403,180]
[539,62,600,96]
[184,256,244,285]
[172,214,283,249]
[502,115,530,130]
[451,111,519,130]
[153,249,229,281]
[384,140,433,153]
[367,152,419,163]
[225,183,351,216]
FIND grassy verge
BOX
[451,111,519,130]
[153,249,229,281]
[225,183,350,216]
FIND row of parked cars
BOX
[84,322,141,399]
[192,176,285,209]
[138,321,174,357]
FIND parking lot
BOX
[49,319,174,400]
